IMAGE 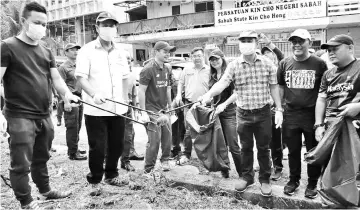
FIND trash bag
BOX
[306,117,360,208]
[304,116,344,165]
[185,105,230,172]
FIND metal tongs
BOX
[73,99,157,132]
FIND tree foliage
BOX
[0,0,30,40]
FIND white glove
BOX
[93,93,106,105]
[274,111,283,129]
[0,112,7,133]
[139,111,150,123]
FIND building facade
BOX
[116,0,360,65]
[37,0,131,57]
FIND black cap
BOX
[96,12,118,24]
[64,43,80,51]
[321,34,354,49]
[209,48,224,60]
[154,41,176,52]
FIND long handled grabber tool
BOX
[73,99,157,132]
[161,101,198,114]
[105,98,158,116]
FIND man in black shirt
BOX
[278,29,327,199]
[315,34,360,208]
[0,2,79,209]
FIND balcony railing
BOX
[328,0,360,16]
[118,11,214,36]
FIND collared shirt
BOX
[139,59,172,112]
[179,63,210,102]
[75,38,130,116]
[58,59,82,94]
[219,54,277,110]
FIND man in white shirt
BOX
[75,12,130,196]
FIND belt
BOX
[238,104,270,113]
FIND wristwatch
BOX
[275,107,284,112]
[313,123,325,129]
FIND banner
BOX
[215,0,326,26]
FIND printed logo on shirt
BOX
[327,83,354,94]
[285,70,316,89]
[156,80,168,88]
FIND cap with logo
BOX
[65,43,81,51]
[238,30,258,40]
[209,48,225,60]
[96,12,118,24]
[320,34,354,49]
[154,41,176,52]
[288,29,311,41]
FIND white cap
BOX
[288,29,311,41]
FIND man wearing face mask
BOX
[200,30,283,197]
[0,2,79,209]
[75,12,130,196]
[174,47,210,165]
[277,29,327,198]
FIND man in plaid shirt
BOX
[201,30,283,197]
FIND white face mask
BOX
[26,22,46,41]
[99,27,117,41]
[239,42,256,55]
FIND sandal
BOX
[21,200,42,209]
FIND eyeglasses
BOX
[291,39,306,45]
[192,54,203,58]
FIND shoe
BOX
[161,161,171,171]
[41,190,71,199]
[21,200,42,209]
[129,151,144,160]
[176,155,189,165]
[104,176,129,187]
[144,168,154,174]
[235,179,254,193]
[221,170,230,178]
[284,181,300,196]
[121,162,135,172]
[69,152,87,160]
[260,183,272,197]
[271,170,282,181]
[169,152,180,160]
[89,183,102,196]
[305,184,318,199]
[77,149,86,154]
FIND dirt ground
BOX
[0,112,261,209]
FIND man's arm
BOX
[50,68,72,99]
[270,84,282,108]
[77,76,96,98]
[279,85,284,104]
[315,96,326,124]
[0,67,6,98]
[138,84,147,110]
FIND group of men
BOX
[0,1,359,209]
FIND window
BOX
[195,1,214,12]
[172,5,180,15]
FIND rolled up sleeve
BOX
[75,48,90,79]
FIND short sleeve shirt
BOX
[58,60,82,94]
[179,64,210,103]
[220,54,277,110]
[139,60,172,112]
[277,55,327,109]
[75,38,130,116]
[319,59,360,117]
[1,37,55,119]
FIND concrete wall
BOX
[327,27,360,58]
[147,0,198,19]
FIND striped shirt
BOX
[219,54,277,110]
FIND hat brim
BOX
[97,17,119,24]
[238,36,258,40]
[288,35,310,41]
[164,46,176,52]
[320,42,342,49]
[65,45,81,51]
[209,55,221,60]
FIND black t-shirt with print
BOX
[1,37,56,119]
[319,59,360,117]
[278,55,328,109]
[139,60,172,112]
